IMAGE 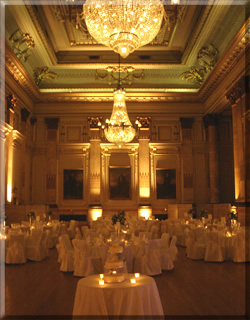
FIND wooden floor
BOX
[3,247,249,320]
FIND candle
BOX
[99,274,104,279]
[130,278,136,284]
[112,270,117,274]
[134,273,140,278]
[99,280,104,285]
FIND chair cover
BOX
[173,222,183,245]
[134,239,162,276]
[75,227,83,240]
[204,231,224,262]
[233,231,248,262]
[187,227,206,260]
[161,233,174,270]
[5,233,26,264]
[59,234,74,272]
[72,239,94,276]
[26,231,48,261]
[169,236,178,261]
[67,220,76,239]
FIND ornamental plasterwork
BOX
[95,66,145,86]
[9,29,35,62]
[33,67,58,86]
[181,44,219,85]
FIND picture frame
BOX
[109,166,131,200]
[156,169,176,199]
[63,169,83,200]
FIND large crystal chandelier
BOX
[104,88,136,148]
[83,0,164,58]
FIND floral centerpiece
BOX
[112,210,126,226]
[26,211,35,225]
[187,208,197,219]
[227,211,238,221]
[47,210,53,222]
[200,209,208,219]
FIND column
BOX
[180,118,194,203]
[137,117,151,204]
[203,114,220,203]
[45,117,59,204]
[226,76,249,225]
[88,117,102,204]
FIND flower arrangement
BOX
[26,211,35,219]
[187,208,197,219]
[227,211,238,221]
[47,210,53,217]
[112,209,126,226]
[200,209,208,218]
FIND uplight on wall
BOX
[7,184,12,203]
[88,206,103,221]
[138,206,152,220]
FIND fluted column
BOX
[203,114,220,203]
[226,76,249,203]
[88,117,102,204]
[137,117,151,203]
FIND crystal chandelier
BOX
[83,0,164,58]
[103,88,136,148]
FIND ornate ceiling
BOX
[4,2,248,105]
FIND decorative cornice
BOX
[25,5,57,65]
[5,44,40,102]
[199,20,248,102]
[226,76,248,105]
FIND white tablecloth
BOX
[73,273,164,316]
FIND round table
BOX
[73,273,164,316]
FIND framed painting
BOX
[109,166,131,200]
[156,169,176,199]
[63,169,83,200]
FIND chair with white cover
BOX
[58,234,74,272]
[173,221,183,246]
[185,230,195,256]
[151,226,159,240]
[67,220,76,239]
[81,226,89,239]
[233,231,249,262]
[169,235,178,261]
[204,231,224,262]
[161,233,174,270]
[187,227,206,260]
[5,233,27,264]
[26,231,48,261]
[75,227,83,240]
[72,239,94,276]
[134,239,162,276]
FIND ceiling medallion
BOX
[83,0,164,58]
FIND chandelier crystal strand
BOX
[83,0,164,58]
[104,89,136,148]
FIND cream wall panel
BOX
[32,154,46,204]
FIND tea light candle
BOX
[134,273,140,278]
[99,280,104,285]
[130,278,136,284]
[112,270,117,274]
[99,274,104,279]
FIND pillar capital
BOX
[21,108,30,122]
[45,117,59,130]
[180,118,193,129]
[226,76,248,106]
[203,114,219,128]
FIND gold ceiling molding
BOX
[199,21,248,102]
[181,5,213,65]
[26,5,57,65]
[33,67,58,86]
[9,29,35,62]
[95,66,144,86]
[5,45,40,102]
